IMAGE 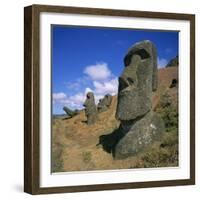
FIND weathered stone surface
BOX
[166,56,178,67]
[112,40,165,159]
[83,92,98,125]
[114,112,165,159]
[97,94,112,113]
[116,40,158,121]
[63,106,79,118]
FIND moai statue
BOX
[113,40,165,159]
[83,92,98,125]
[63,106,79,118]
[104,94,112,108]
[97,94,113,113]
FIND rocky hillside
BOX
[52,67,178,172]
[166,56,178,67]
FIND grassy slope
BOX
[52,67,178,172]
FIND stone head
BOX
[105,94,112,106]
[116,40,158,121]
[83,92,98,124]
[83,92,95,108]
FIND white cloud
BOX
[53,92,67,104]
[92,78,118,104]
[158,57,168,69]
[53,92,66,100]
[68,93,85,108]
[53,87,94,110]
[85,87,93,94]
[70,88,92,105]
[53,91,83,109]
[67,87,94,109]
[84,62,111,81]
[53,92,70,107]
[93,78,118,96]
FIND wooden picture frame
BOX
[24,4,195,194]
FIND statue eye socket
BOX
[127,77,134,85]
[119,77,135,91]
[124,49,150,66]
[135,49,150,59]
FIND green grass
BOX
[156,90,178,132]
[142,90,179,167]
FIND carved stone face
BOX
[116,40,158,121]
[97,94,112,112]
[83,92,95,113]
[84,92,94,105]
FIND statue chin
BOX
[116,91,151,121]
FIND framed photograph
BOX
[24,4,195,194]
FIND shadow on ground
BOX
[97,126,125,157]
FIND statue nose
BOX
[119,76,135,91]
[119,76,129,91]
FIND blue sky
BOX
[52,25,178,114]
